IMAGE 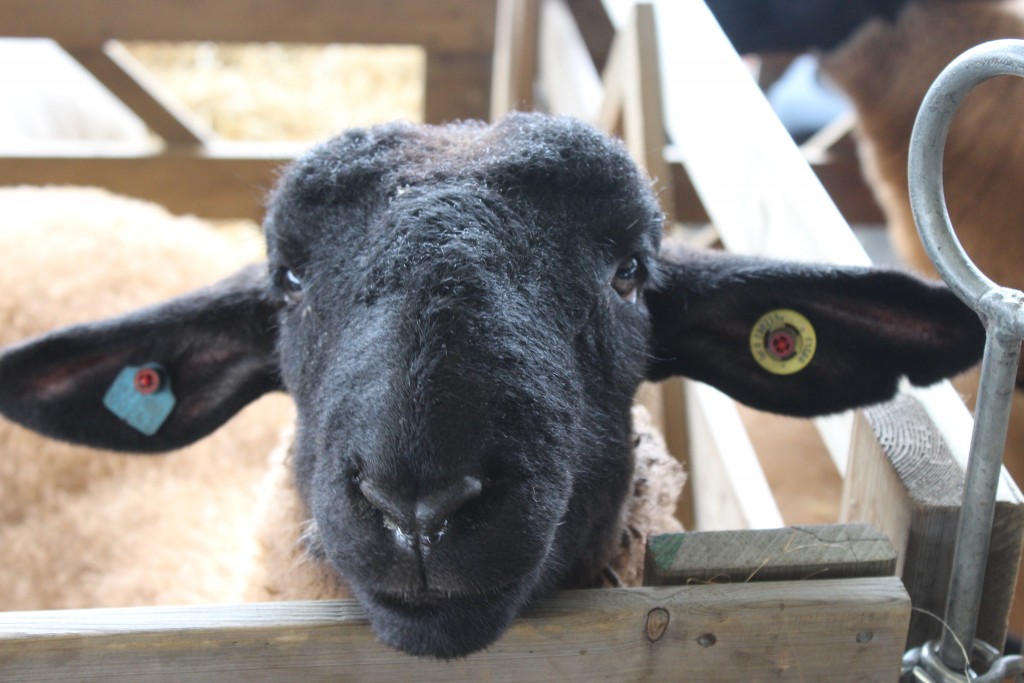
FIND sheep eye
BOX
[274,267,304,303]
[611,257,642,303]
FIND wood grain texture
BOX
[1,0,496,53]
[684,381,784,532]
[425,51,492,124]
[841,393,1024,650]
[0,145,297,221]
[490,0,540,119]
[644,525,896,587]
[0,578,910,682]
[596,3,675,221]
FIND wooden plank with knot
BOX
[0,578,910,683]
[644,524,896,587]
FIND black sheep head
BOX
[264,116,662,656]
[0,113,984,658]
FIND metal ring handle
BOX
[907,38,1024,677]
[909,38,1024,312]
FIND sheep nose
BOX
[414,476,483,531]
[359,475,483,537]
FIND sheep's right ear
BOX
[0,264,283,453]
[643,246,985,417]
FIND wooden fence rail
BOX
[0,524,909,683]
[0,0,496,220]
[3,0,1024,678]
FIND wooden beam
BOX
[0,579,910,682]
[666,156,883,226]
[535,0,603,122]
[0,144,302,221]
[0,0,497,53]
[425,51,492,124]
[684,380,784,531]
[840,393,1024,650]
[62,41,211,146]
[660,377,694,529]
[645,525,897,586]
[562,0,615,72]
[650,0,982,472]
[653,4,1023,651]
[655,0,867,266]
[596,3,675,221]
[490,0,540,120]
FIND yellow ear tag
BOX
[749,309,816,375]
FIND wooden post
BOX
[684,381,784,531]
[596,2,675,222]
[490,0,540,120]
[425,51,492,124]
[841,393,1024,650]
[562,0,615,72]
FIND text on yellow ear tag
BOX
[749,309,816,375]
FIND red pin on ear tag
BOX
[749,310,817,375]
[133,367,162,395]
[103,363,176,435]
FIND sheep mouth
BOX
[357,579,532,658]
[368,576,520,610]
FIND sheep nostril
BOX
[414,475,483,534]
[358,479,408,530]
[359,475,483,539]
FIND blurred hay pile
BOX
[125,42,425,141]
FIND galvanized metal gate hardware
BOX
[903,38,1024,683]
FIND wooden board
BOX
[654,0,867,266]
[1,1,494,216]
[490,0,540,119]
[0,0,496,53]
[645,525,897,587]
[684,381,784,531]
[536,0,604,122]
[841,393,1024,650]
[64,42,210,145]
[0,578,910,682]
[0,143,301,221]
[425,52,492,124]
[563,0,615,72]
[597,2,675,221]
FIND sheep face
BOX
[264,116,662,656]
[0,113,987,659]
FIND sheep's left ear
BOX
[644,246,985,417]
[0,264,283,452]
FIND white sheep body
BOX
[0,39,147,144]
[0,186,294,609]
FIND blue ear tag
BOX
[102,363,176,436]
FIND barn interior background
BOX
[1,0,1022,681]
